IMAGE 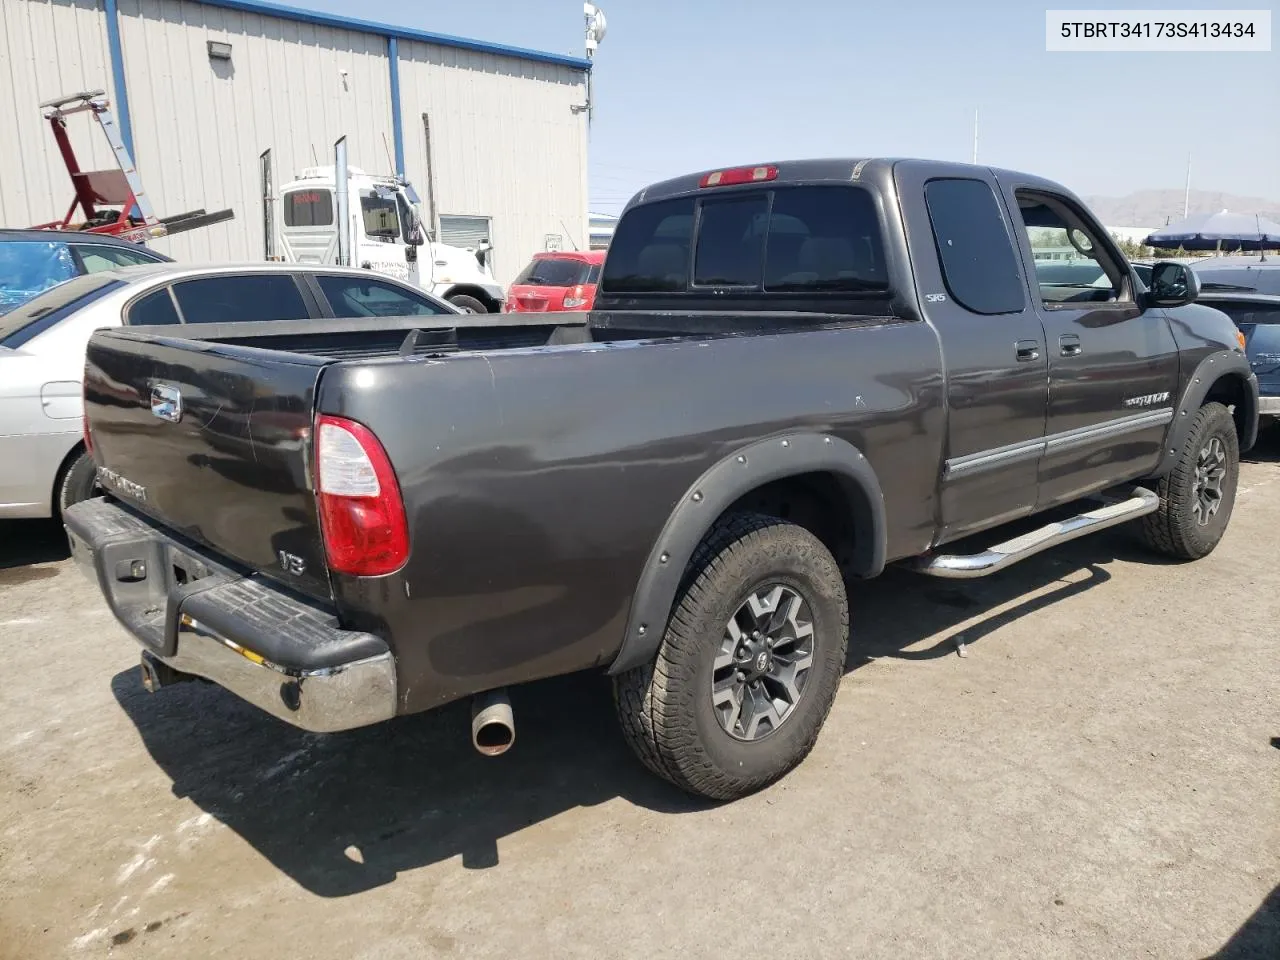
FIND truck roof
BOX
[86,262,421,283]
[626,158,1064,210]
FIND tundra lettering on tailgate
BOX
[98,467,147,502]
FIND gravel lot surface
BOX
[1,433,1277,959]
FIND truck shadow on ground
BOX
[111,522,1161,897]
[0,519,69,574]
[1201,884,1279,959]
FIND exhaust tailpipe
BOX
[471,689,515,757]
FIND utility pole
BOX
[1183,152,1192,218]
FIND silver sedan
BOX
[0,262,458,519]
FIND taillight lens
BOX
[314,414,409,577]
[563,285,588,309]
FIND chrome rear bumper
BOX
[167,614,396,732]
[64,497,397,733]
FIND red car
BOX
[505,251,605,313]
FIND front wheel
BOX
[613,514,849,800]
[447,294,487,314]
[1140,401,1239,560]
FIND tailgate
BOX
[83,328,333,601]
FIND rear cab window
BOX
[601,185,889,299]
[514,257,596,287]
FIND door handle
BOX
[1015,340,1041,362]
[1059,334,1083,357]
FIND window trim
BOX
[1013,188,1135,309]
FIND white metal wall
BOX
[2,0,588,286]
[397,43,589,284]
[117,0,395,263]
[0,0,118,228]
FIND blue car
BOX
[0,229,170,315]
[1197,291,1280,424]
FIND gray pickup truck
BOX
[67,158,1259,800]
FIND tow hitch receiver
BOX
[139,651,196,693]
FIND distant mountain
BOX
[1084,189,1280,228]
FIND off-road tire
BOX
[1140,401,1239,560]
[613,513,849,800]
[447,294,487,314]
[57,449,99,517]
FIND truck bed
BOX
[82,308,943,711]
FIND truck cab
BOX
[277,165,505,313]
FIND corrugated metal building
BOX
[0,0,591,285]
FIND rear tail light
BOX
[314,414,409,577]
[699,165,778,188]
[563,285,588,309]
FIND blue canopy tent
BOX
[1145,211,1280,252]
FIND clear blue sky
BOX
[305,0,1278,214]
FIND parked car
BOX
[1190,254,1280,296]
[0,229,170,315]
[67,158,1257,801]
[505,251,604,312]
[0,263,458,521]
[1034,258,1152,288]
[1197,290,1280,423]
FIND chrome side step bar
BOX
[909,487,1160,579]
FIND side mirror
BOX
[406,220,425,246]
[1147,261,1200,307]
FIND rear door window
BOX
[171,275,310,324]
[284,189,334,227]
[924,179,1025,315]
[316,276,448,317]
[76,245,161,273]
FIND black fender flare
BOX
[1157,350,1259,475]
[608,433,887,674]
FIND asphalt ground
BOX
[1,430,1277,959]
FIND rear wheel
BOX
[1140,401,1239,560]
[613,513,849,800]
[57,449,99,516]
[448,294,487,314]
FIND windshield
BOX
[361,193,401,241]
[0,274,123,348]
[0,240,78,315]
[514,257,594,287]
